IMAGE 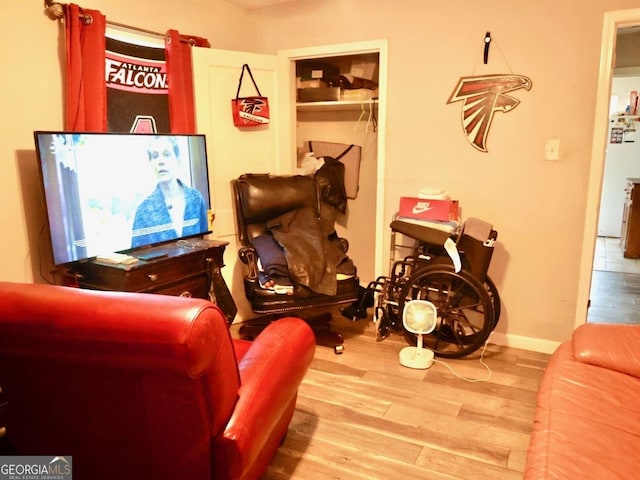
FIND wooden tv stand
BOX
[69,239,237,323]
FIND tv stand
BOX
[69,239,237,324]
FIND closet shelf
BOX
[296,99,378,112]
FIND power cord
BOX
[355,99,377,134]
[432,335,493,383]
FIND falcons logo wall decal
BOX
[447,74,532,152]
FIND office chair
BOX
[231,173,362,353]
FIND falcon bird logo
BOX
[447,74,532,152]
[238,97,270,124]
[240,97,266,115]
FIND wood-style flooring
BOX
[589,236,640,325]
[225,235,639,479]
[230,314,550,480]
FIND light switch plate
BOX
[545,139,560,161]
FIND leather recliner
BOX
[524,322,640,479]
[0,281,315,480]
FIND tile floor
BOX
[592,236,640,274]
[588,236,640,324]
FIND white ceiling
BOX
[226,0,295,9]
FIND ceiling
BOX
[226,0,295,9]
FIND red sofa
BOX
[524,323,640,479]
[0,281,316,480]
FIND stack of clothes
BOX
[253,158,356,296]
[252,202,356,296]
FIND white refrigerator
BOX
[597,116,640,237]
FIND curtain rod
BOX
[44,0,178,42]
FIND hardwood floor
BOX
[230,314,550,480]
[225,236,639,479]
[589,236,640,325]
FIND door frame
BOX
[576,8,640,328]
[279,39,388,277]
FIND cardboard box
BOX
[297,78,327,88]
[340,88,377,101]
[297,87,340,103]
[350,58,378,81]
[398,197,460,222]
[297,61,339,81]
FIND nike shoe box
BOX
[398,197,460,222]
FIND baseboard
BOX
[490,331,561,354]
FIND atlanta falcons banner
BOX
[105,36,170,133]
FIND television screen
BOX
[34,131,212,266]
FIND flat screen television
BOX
[34,131,212,266]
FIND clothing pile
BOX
[252,202,356,296]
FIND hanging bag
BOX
[231,64,270,127]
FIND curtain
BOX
[165,30,210,133]
[64,4,106,131]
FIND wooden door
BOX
[192,47,293,238]
[192,48,292,319]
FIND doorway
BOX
[578,8,640,328]
[280,40,388,283]
[589,26,640,324]
[590,237,640,324]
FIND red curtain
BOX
[165,30,210,133]
[64,4,106,131]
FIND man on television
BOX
[131,136,208,248]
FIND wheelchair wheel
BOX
[399,265,495,358]
[374,306,388,340]
[484,275,501,327]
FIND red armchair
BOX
[0,281,315,480]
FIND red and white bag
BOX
[231,64,270,127]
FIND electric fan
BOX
[399,299,438,369]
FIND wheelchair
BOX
[359,216,500,358]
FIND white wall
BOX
[4,0,640,351]
[0,0,255,285]
[248,0,640,348]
